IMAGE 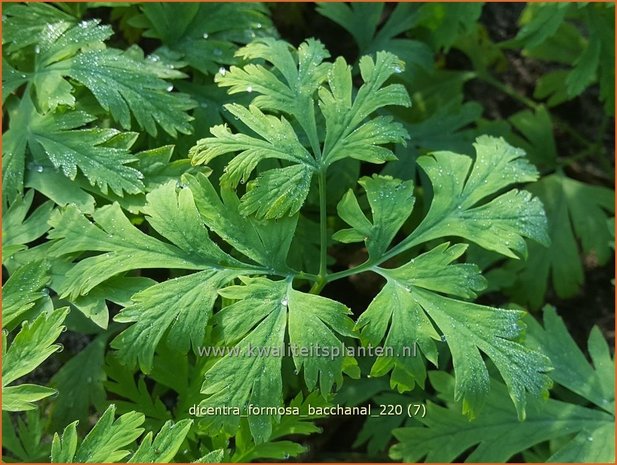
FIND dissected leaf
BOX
[402,135,549,259]
[507,174,614,308]
[2,261,51,329]
[391,307,615,463]
[390,371,611,463]
[133,3,273,75]
[51,405,144,463]
[2,190,54,259]
[128,419,193,463]
[3,94,144,204]
[3,10,195,135]
[2,308,69,412]
[190,40,411,218]
[334,175,415,259]
[316,3,432,73]
[50,334,109,431]
[200,276,356,442]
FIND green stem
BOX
[475,72,540,111]
[310,168,329,294]
[476,71,596,150]
[326,260,375,283]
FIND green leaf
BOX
[50,334,108,431]
[231,392,327,462]
[526,307,614,414]
[2,410,51,462]
[218,38,330,153]
[51,405,145,463]
[3,94,144,204]
[196,450,225,463]
[48,175,296,362]
[416,3,484,51]
[63,275,156,329]
[511,3,571,49]
[508,106,558,169]
[104,356,171,426]
[360,243,551,417]
[128,419,193,463]
[200,276,356,443]
[507,174,614,308]
[4,13,195,136]
[390,371,612,463]
[239,164,313,220]
[59,49,194,136]
[403,135,549,259]
[190,40,411,218]
[3,385,58,412]
[185,172,297,270]
[334,175,415,259]
[2,190,54,259]
[2,3,74,54]
[548,423,615,462]
[112,269,238,373]
[391,307,615,462]
[316,3,385,52]
[48,181,243,300]
[134,3,273,75]
[2,261,51,329]
[2,307,69,411]
[518,3,615,114]
[320,52,411,166]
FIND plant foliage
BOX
[1,2,614,463]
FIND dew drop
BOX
[33,164,44,173]
[255,22,262,29]
[281,298,288,306]
[218,67,227,76]
[440,334,447,342]
[202,32,209,39]
[34,45,40,54]
[78,20,88,28]
[246,85,253,93]
[587,436,594,442]
[166,84,174,92]
[394,66,402,73]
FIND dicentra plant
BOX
[3,3,612,463]
[45,37,553,442]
